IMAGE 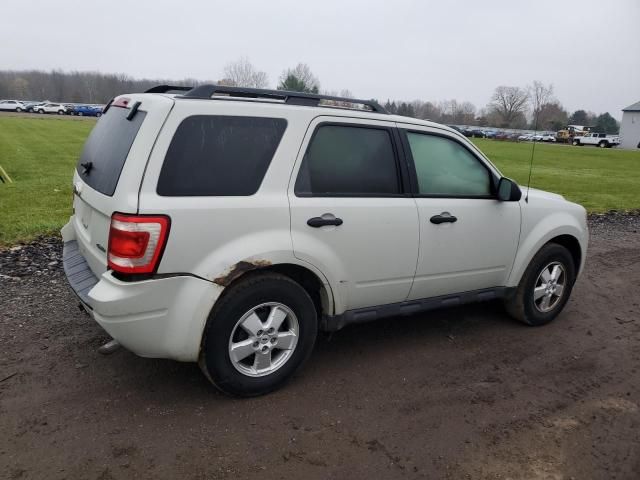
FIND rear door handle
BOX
[430,212,457,224]
[307,216,343,228]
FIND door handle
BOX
[307,216,344,228]
[430,212,457,224]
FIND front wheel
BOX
[572,140,579,146]
[504,243,576,326]
[16,107,22,112]
[200,273,318,397]
[599,141,608,148]
[95,112,102,117]
[57,110,64,115]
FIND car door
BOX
[398,126,521,300]
[288,117,419,313]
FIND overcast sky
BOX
[2,0,638,116]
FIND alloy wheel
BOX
[533,262,566,313]
[228,302,299,377]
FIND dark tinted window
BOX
[295,125,400,196]
[76,106,146,196]
[157,116,286,196]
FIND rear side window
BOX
[295,124,400,196]
[77,106,146,196]
[157,116,287,196]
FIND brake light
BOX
[107,213,170,274]
[112,97,131,108]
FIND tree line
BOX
[0,58,619,133]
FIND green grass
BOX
[0,116,95,246]
[472,139,640,212]
[0,116,639,246]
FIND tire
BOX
[200,272,318,397]
[572,140,579,146]
[16,107,22,112]
[37,109,44,114]
[57,110,64,115]
[95,112,102,117]
[504,243,576,326]
[78,112,83,116]
[599,141,607,148]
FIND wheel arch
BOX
[507,212,587,287]
[549,234,582,272]
[213,261,335,319]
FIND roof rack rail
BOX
[145,85,193,94]
[179,85,388,114]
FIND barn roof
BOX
[622,101,640,112]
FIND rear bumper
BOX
[62,239,223,362]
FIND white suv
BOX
[35,102,67,115]
[62,85,589,396]
[0,99,26,112]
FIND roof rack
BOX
[175,85,388,114]
[144,85,193,94]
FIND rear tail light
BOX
[108,213,170,275]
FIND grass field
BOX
[0,115,639,246]
[0,116,95,246]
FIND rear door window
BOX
[157,116,287,196]
[76,106,146,196]
[295,124,401,196]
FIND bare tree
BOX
[488,86,529,128]
[223,57,269,89]
[528,81,554,128]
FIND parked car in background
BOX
[469,129,485,138]
[61,84,588,396]
[572,132,619,148]
[518,133,534,141]
[0,100,26,112]
[69,104,103,117]
[23,101,45,113]
[540,133,556,142]
[447,125,464,134]
[484,130,498,139]
[35,103,67,115]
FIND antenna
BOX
[525,108,540,203]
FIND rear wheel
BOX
[95,112,102,117]
[37,109,44,114]
[572,139,580,146]
[57,110,64,115]
[200,273,318,397]
[504,243,576,326]
[16,107,22,112]
[78,112,83,116]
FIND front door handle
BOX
[430,212,457,224]
[307,216,344,228]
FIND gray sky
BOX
[2,0,639,116]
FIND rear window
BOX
[157,116,287,196]
[76,106,146,196]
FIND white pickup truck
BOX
[573,132,620,148]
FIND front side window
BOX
[158,116,287,196]
[295,124,400,196]
[407,132,491,196]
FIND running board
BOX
[321,287,514,332]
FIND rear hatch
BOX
[71,93,174,277]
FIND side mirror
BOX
[497,177,522,202]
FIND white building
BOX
[620,101,640,150]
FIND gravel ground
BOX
[1,213,639,479]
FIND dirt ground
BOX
[1,213,639,480]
